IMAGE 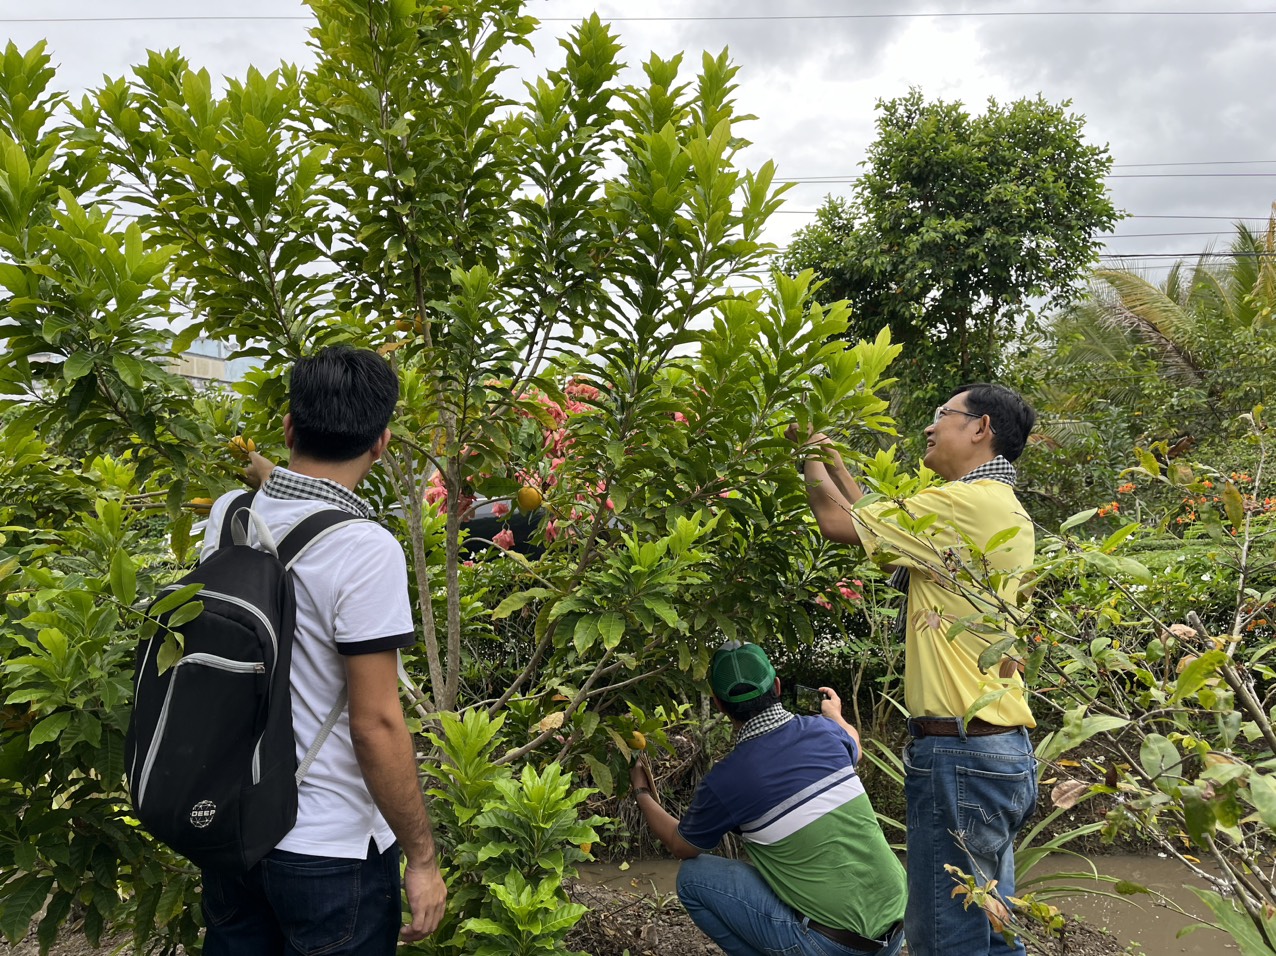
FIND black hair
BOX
[289,346,399,462]
[951,383,1036,462]
[716,685,781,723]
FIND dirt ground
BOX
[565,878,1129,956]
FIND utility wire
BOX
[6,10,1276,23]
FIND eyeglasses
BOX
[933,405,985,426]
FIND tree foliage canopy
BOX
[782,89,1119,431]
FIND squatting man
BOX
[628,639,906,956]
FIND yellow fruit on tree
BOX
[190,497,214,512]
[629,731,647,751]
[228,435,256,458]
[579,842,592,855]
[516,486,543,512]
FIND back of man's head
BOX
[950,383,1036,462]
[289,346,399,462]
[710,641,780,722]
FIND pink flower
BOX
[424,486,447,505]
[491,501,510,518]
[605,498,614,510]
[814,595,833,610]
[493,528,515,550]
[838,586,862,602]
[673,412,687,423]
[544,519,559,543]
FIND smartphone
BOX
[795,684,826,715]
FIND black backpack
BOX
[126,492,367,873]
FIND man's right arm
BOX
[802,458,864,545]
[346,650,446,941]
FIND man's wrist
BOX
[633,786,652,802]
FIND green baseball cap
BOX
[710,641,777,703]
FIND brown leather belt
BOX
[806,917,902,952]
[908,716,1023,737]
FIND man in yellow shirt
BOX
[795,383,1037,956]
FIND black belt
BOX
[806,917,902,952]
[908,716,1023,738]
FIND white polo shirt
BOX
[203,475,415,859]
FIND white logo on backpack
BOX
[190,800,217,828]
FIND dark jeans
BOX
[903,728,1037,956]
[202,841,402,956]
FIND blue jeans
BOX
[201,841,402,956]
[903,728,1037,956]
[677,854,904,956]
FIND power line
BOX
[6,10,1276,23]
[7,9,1276,27]
[769,209,1276,218]
[782,173,1276,186]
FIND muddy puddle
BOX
[580,854,1236,954]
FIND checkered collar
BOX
[261,466,376,520]
[958,455,1017,487]
[736,702,795,744]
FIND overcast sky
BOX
[5,0,1275,279]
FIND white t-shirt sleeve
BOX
[330,526,416,655]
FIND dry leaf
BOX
[983,895,1012,933]
[538,711,565,732]
[1051,779,1089,810]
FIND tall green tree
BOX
[781,89,1119,433]
[0,3,904,948]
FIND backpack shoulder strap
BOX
[217,491,257,550]
[276,509,373,570]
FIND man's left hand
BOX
[818,686,843,720]
[401,859,447,941]
[629,759,655,797]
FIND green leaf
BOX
[150,583,204,617]
[1134,446,1162,478]
[1188,888,1276,956]
[1171,649,1227,704]
[1060,508,1097,533]
[109,549,136,605]
[28,712,71,749]
[61,351,94,381]
[1248,772,1276,831]
[1139,734,1183,791]
[580,754,613,797]
[982,526,1021,553]
[0,873,52,943]
[156,634,183,674]
[1180,784,1216,845]
[1222,481,1246,532]
[1036,705,1129,764]
[597,611,625,649]
[166,600,204,629]
[111,353,145,389]
[976,636,1016,673]
[491,588,549,620]
[1114,880,1152,896]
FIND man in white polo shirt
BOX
[199,346,445,955]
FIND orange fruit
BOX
[516,486,543,512]
[629,731,647,751]
[190,497,214,512]
[579,842,592,855]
